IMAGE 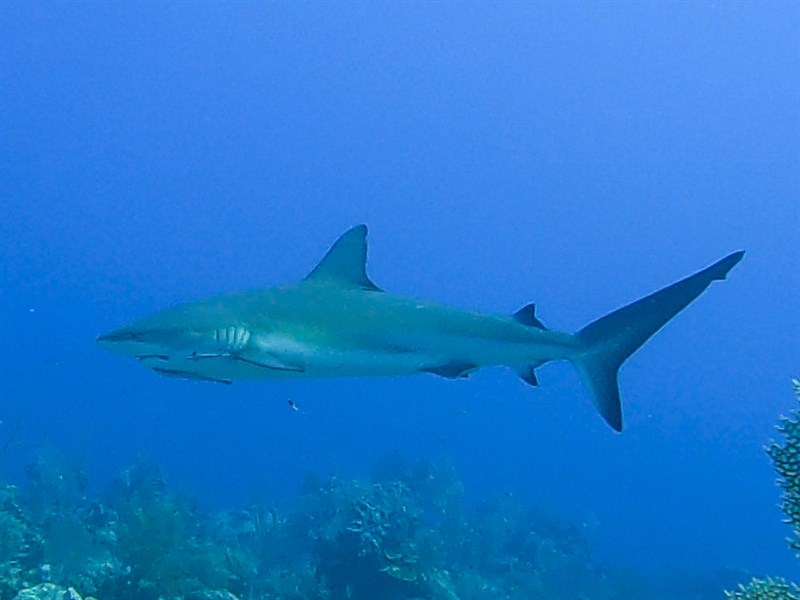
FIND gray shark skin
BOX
[98,225,744,431]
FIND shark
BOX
[98,225,744,431]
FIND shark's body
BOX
[99,225,744,431]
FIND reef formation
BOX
[0,449,638,600]
[725,379,800,600]
[3,382,799,600]
[0,447,752,600]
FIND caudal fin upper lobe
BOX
[571,251,744,431]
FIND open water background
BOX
[1,1,799,584]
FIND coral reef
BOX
[0,448,773,600]
[724,577,800,600]
[767,379,800,555]
[725,379,800,599]
[11,582,91,600]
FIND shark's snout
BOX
[97,328,139,343]
[97,325,202,358]
[97,326,155,357]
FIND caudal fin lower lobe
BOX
[573,251,744,432]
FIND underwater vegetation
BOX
[0,451,630,600]
[0,446,754,600]
[725,379,800,600]
[2,382,800,600]
[0,445,764,600]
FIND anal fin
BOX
[515,361,544,387]
[517,366,539,387]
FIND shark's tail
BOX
[570,251,744,431]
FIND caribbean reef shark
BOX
[98,225,744,431]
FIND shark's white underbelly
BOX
[120,316,575,384]
[138,347,442,380]
[133,327,549,381]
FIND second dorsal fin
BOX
[304,225,382,291]
[512,303,547,329]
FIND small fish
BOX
[288,399,299,412]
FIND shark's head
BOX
[98,296,228,357]
[97,324,186,359]
[98,224,374,366]
[97,321,254,385]
[98,301,256,363]
[98,313,300,383]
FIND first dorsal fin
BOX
[304,225,382,291]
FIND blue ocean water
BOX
[0,2,798,597]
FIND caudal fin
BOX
[572,251,744,432]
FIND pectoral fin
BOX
[152,367,232,385]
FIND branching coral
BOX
[108,462,252,600]
[304,476,434,599]
[2,448,762,600]
[0,485,31,598]
[0,486,28,563]
[725,577,800,600]
[726,379,800,599]
[767,379,800,555]
[457,492,602,600]
[24,453,87,525]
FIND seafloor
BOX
[1,384,797,600]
